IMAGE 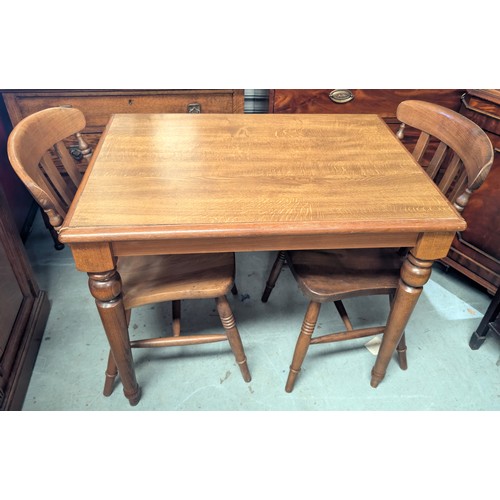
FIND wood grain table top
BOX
[60,113,466,243]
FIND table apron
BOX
[111,232,420,257]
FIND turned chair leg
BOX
[396,333,408,370]
[103,309,131,396]
[103,350,118,396]
[216,295,251,382]
[285,301,321,393]
[389,293,408,370]
[261,250,286,303]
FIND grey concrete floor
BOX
[20,212,500,411]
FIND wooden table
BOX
[59,113,466,405]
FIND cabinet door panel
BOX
[0,241,24,354]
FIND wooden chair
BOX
[261,100,494,392]
[7,106,251,402]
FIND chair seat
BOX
[287,249,404,302]
[118,253,235,309]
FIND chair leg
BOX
[172,300,181,337]
[103,350,118,396]
[216,295,251,382]
[389,292,408,370]
[396,332,408,370]
[40,207,64,250]
[333,300,353,330]
[285,301,321,393]
[231,283,238,296]
[103,308,131,396]
[261,250,286,303]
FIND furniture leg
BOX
[102,309,131,396]
[469,287,500,349]
[40,207,64,250]
[215,295,251,382]
[285,301,321,392]
[371,252,433,387]
[103,350,118,396]
[261,250,286,302]
[88,269,141,405]
[389,292,408,370]
[396,333,408,370]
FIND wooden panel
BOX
[0,241,23,353]
[3,90,244,131]
[271,89,464,116]
[0,182,50,410]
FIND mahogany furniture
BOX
[0,99,50,411]
[0,181,49,410]
[268,89,499,295]
[265,101,493,393]
[58,112,465,405]
[7,107,250,406]
[469,287,500,350]
[1,90,245,248]
[442,89,500,294]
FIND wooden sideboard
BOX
[269,89,498,294]
[442,90,500,294]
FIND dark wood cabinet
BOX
[269,89,498,294]
[0,182,49,410]
[0,94,50,410]
[442,89,500,294]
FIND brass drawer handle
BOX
[187,103,201,113]
[329,89,354,104]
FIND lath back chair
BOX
[261,100,494,392]
[7,107,251,404]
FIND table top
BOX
[60,113,466,244]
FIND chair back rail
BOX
[397,100,494,211]
[7,107,86,230]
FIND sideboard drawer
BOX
[2,90,244,133]
[271,89,464,116]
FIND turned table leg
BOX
[371,252,433,387]
[88,269,141,405]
